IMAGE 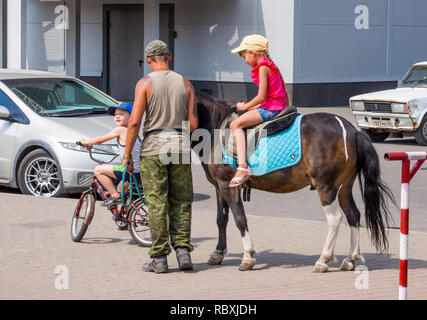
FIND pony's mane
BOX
[196,93,234,133]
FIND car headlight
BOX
[409,104,420,117]
[60,142,118,154]
[351,101,364,111]
[391,103,407,113]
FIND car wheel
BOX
[17,149,64,197]
[414,115,427,146]
[361,129,390,142]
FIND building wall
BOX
[21,0,426,106]
[26,0,66,73]
[80,0,140,78]
[76,0,294,101]
[293,0,427,84]
[388,0,427,76]
[0,0,3,67]
[20,0,294,102]
[290,0,427,106]
[78,0,293,83]
[173,0,293,83]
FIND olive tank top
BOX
[141,70,190,156]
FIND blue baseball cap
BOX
[107,102,133,116]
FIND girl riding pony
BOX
[229,34,289,187]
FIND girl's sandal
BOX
[229,167,251,188]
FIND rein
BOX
[120,163,145,207]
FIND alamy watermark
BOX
[152,122,269,165]
[54,265,69,290]
[354,4,369,30]
[40,0,69,30]
[354,265,369,290]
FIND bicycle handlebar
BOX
[76,141,119,165]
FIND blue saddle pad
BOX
[223,114,304,176]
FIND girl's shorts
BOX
[113,165,141,182]
[257,107,282,122]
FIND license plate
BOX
[371,119,392,128]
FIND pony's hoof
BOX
[338,259,354,271]
[351,254,365,264]
[238,258,256,271]
[312,262,328,273]
[208,255,224,265]
[207,251,225,265]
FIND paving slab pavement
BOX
[1,193,427,300]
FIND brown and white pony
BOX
[192,93,395,272]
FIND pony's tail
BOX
[355,130,396,253]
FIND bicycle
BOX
[70,142,152,247]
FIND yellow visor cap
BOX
[231,34,269,55]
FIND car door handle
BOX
[138,60,143,67]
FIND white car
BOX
[350,61,427,145]
[0,69,121,197]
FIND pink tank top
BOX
[251,57,287,111]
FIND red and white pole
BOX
[399,159,410,300]
[384,151,426,300]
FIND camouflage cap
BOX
[145,40,170,57]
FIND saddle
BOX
[220,106,299,159]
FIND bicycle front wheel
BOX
[128,199,152,247]
[71,192,95,242]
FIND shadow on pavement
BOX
[211,251,427,272]
[127,236,216,248]
[193,193,210,201]
[0,187,211,203]
[376,138,419,146]
[0,186,21,194]
[191,236,216,244]
[79,237,126,244]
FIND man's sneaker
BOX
[143,255,169,274]
[176,247,193,270]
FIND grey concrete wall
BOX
[25,0,67,73]
[174,0,294,83]
[0,0,3,67]
[293,0,427,84]
[389,0,427,77]
[78,0,294,83]
[75,0,295,102]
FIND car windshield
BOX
[3,78,119,116]
[399,66,427,88]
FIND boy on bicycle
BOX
[79,102,142,209]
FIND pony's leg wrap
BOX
[313,198,343,273]
[239,230,256,271]
[339,226,365,271]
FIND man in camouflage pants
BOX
[141,153,193,259]
[123,40,198,273]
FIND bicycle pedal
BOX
[107,203,119,210]
[112,213,122,221]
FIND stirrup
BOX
[229,167,251,188]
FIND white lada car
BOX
[350,61,427,145]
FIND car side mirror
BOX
[397,80,403,87]
[0,105,11,120]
